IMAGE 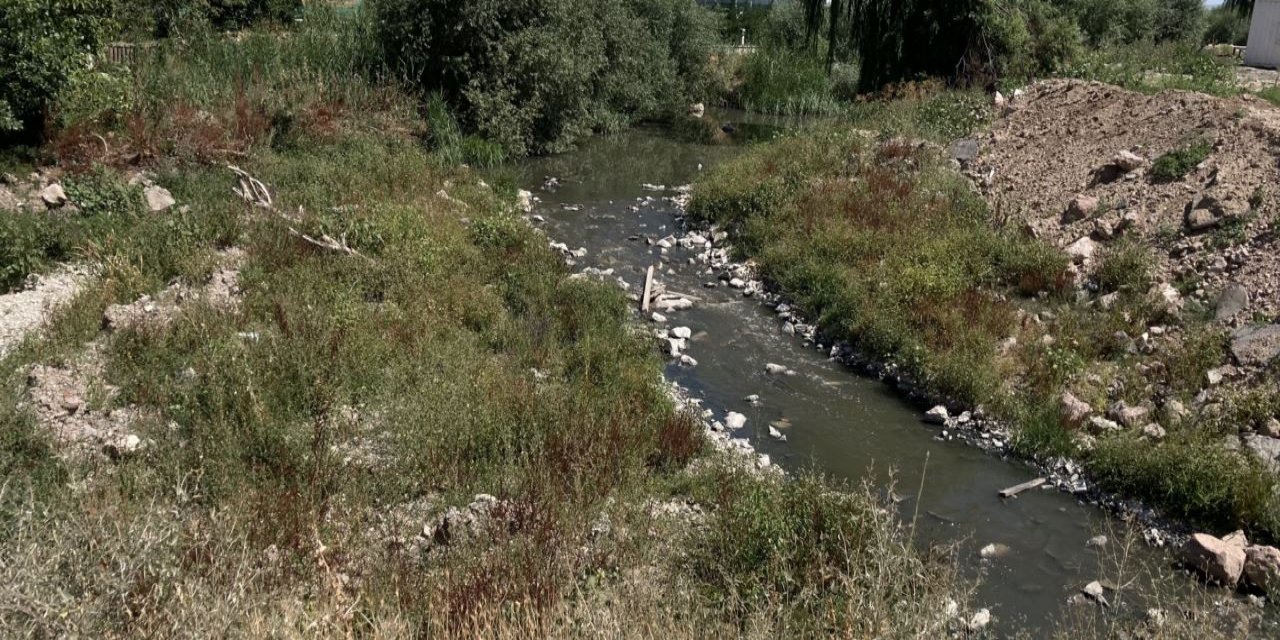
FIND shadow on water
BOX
[508,113,1236,635]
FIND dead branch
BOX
[227,164,369,261]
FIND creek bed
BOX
[516,117,1181,632]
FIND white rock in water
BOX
[680,354,698,367]
[728,277,746,289]
[725,412,747,430]
[651,312,667,323]
[764,363,792,375]
[666,338,685,356]
[656,297,693,311]
[744,394,761,404]
[671,326,692,339]
[968,608,991,631]
[923,405,949,425]
[768,425,787,442]
[1081,581,1109,606]
[516,189,533,212]
[979,543,1010,559]
[757,454,771,468]
[144,185,176,212]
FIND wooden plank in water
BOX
[640,265,655,313]
[998,477,1046,498]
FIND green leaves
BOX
[0,0,116,136]
[369,0,718,156]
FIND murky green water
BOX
[516,114,1186,633]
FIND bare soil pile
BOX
[970,79,1280,324]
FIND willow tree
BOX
[803,0,987,92]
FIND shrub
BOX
[369,0,718,156]
[1151,140,1212,183]
[1094,240,1154,293]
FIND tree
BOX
[802,0,986,91]
[0,0,117,137]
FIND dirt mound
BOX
[970,79,1280,323]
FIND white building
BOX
[1246,0,1280,68]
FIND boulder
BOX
[724,412,747,430]
[923,405,949,425]
[1060,391,1091,425]
[143,185,176,212]
[1087,416,1121,434]
[671,326,692,340]
[1161,399,1188,426]
[1244,545,1280,593]
[767,425,787,442]
[1184,207,1218,232]
[1065,236,1097,264]
[949,139,980,165]
[1063,194,1099,223]
[1113,150,1147,172]
[1243,433,1280,472]
[688,103,705,118]
[1107,400,1150,428]
[1184,532,1246,587]
[40,183,67,208]
[1198,193,1251,219]
[1215,283,1249,323]
[1230,324,1280,367]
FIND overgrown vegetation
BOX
[0,13,981,637]
[690,127,1280,542]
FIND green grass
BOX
[1063,40,1239,97]
[734,48,842,116]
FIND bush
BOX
[369,0,719,156]
[0,0,117,138]
[1094,240,1155,293]
[1151,140,1212,183]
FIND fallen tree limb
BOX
[227,164,369,260]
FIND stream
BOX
[516,115,1179,632]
